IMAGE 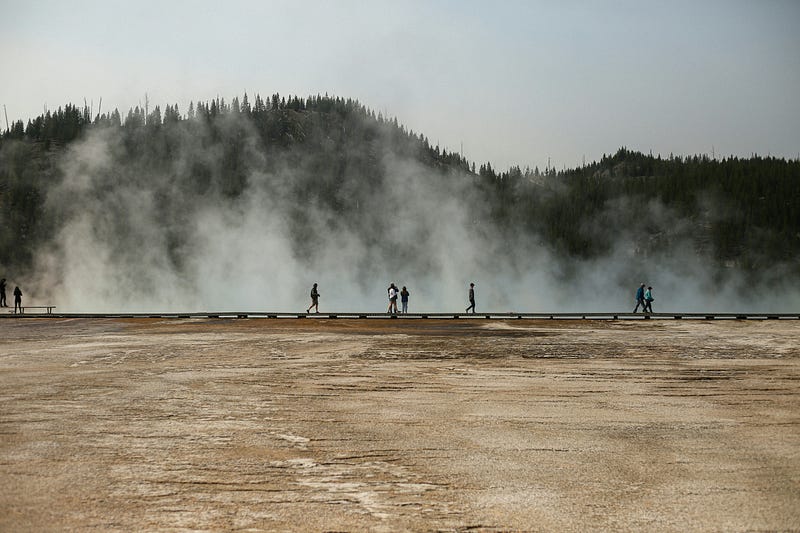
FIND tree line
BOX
[1,93,798,284]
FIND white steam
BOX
[28,121,800,313]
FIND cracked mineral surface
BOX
[1,318,799,531]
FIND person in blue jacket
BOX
[633,283,646,312]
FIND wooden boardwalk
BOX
[2,311,799,320]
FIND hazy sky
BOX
[2,0,798,170]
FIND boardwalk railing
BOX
[1,311,798,320]
[4,306,57,315]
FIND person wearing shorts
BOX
[306,283,320,313]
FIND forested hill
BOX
[1,93,799,296]
[479,147,800,272]
[0,95,470,271]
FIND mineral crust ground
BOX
[1,318,798,531]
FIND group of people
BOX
[0,278,23,313]
[308,281,656,314]
[305,282,478,314]
[386,283,411,314]
[3,279,656,315]
[633,283,655,313]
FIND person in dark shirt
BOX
[400,286,410,314]
[465,283,476,313]
[306,283,320,313]
[13,286,22,314]
[0,278,7,307]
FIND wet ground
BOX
[1,318,799,531]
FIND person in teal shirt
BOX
[644,286,654,313]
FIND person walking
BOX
[306,283,320,313]
[465,282,476,313]
[400,286,410,314]
[13,286,22,314]
[633,283,646,313]
[0,278,7,307]
[644,286,654,313]
[387,283,399,314]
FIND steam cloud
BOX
[26,114,800,314]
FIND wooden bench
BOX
[15,306,57,314]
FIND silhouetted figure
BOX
[466,283,476,313]
[400,286,410,314]
[633,283,646,313]
[0,278,7,307]
[306,283,320,313]
[644,286,654,313]
[13,286,22,314]
[387,283,399,314]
